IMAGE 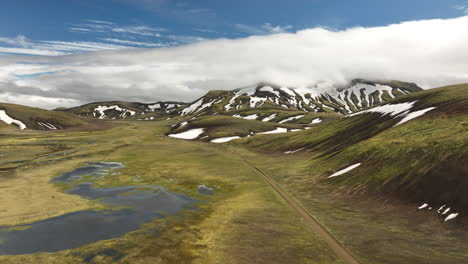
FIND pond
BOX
[0,162,196,255]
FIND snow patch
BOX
[250,97,265,108]
[148,103,161,110]
[94,105,136,119]
[310,118,322,124]
[322,105,335,111]
[394,107,436,126]
[279,115,305,124]
[210,136,241,143]
[233,114,258,120]
[280,87,296,97]
[444,213,459,222]
[437,205,446,214]
[257,127,288,134]
[225,85,257,110]
[262,113,277,122]
[328,163,361,178]
[38,122,60,130]
[350,101,437,126]
[243,114,258,120]
[285,148,304,154]
[168,128,205,140]
[349,101,417,117]
[195,99,219,114]
[181,99,203,115]
[259,86,280,97]
[0,110,26,129]
[418,203,428,210]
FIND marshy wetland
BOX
[0,162,196,255]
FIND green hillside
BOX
[0,103,90,130]
[239,83,468,220]
[167,111,340,141]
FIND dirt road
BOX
[244,160,362,264]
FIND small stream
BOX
[0,162,196,255]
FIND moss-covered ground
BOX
[0,120,342,264]
[0,84,466,264]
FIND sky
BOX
[1,0,468,108]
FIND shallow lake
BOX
[0,162,196,255]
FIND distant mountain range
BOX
[55,101,187,120]
[53,79,422,121]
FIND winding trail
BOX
[243,160,362,264]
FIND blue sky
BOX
[1,0,468,109]
[1,0,468,54]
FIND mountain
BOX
[162,82,467,224]
[0,103,91,130]
[236,83,468,222]
[178,79,422,117]
[56,101,187,120]
[55,79,422,120]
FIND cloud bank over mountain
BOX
[1,16,468,109]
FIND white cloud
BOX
[166,35,205,44]
[66,20,202,45]
[455,5,468,15]
[193,28,219,34]
[260,23,293,34]
[0,92,80,109]
[99,38,170,47]
[0,35,32,48]
[36,40,134,52]
[111,25,166,37]
[69,21,166,37]
[235,23,293,35]
[2,16,468,109]
[0,39,150,56]
[68,27,94,33]
[86,19,115,25]
[0,47,66,56]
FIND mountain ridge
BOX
[177,78,423,117]
[49,78,422,120]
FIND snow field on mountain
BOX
[0,110,26,129]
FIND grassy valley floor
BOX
[0,121,342,264]
[1,114,467,263]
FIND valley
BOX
[0,82,466,264]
